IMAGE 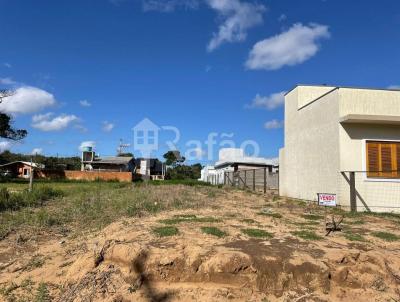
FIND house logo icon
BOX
[132,118,161,157]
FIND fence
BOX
[223,168,278,193]
[338,171,400,212]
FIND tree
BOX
[163,150,185,166]
[0,90,27,140]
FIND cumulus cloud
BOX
[142,0,199,12]
[0,86,56,115]
[206,0,265,51]
[0,141,13,153]
[31,148,43,155]
[245,23,330,70]
[247,91,286,110]
[264,119,284,129]
[79,141,96,152]
[31,113,79,131]
[0,77,17,85]
[102,121,115,132]
[79,100,91,107]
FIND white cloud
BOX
[142,0,199,12]
[79,100,91,107]
[31,148,43,155]
[79,141,96,152]
[3,63,12,68]
[0,77,17,85]
[0,86,56,115]
[0,141,13,153]
[206,0,265,52]
[247,91,286,110]
[387,85,400,90]
[264,119,284,129]
[31,113,79,131]
[102,121,115,132]
[245,23,330,70]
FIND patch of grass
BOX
[292,221,320,226]
[201,226,226,238]
[302,214,323,221]
[371,231,399,242]
[242,218,256,224]
[24,255,46,271]
[347,220,365,225]
[241,228,273,238]
[159,215,221,225]
[153,226,179,237]
[147,179,213,187]
[344,232,367,242]
[257,212,282,219]
[34,282,51,302]
[292,230,323,240]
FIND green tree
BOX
[163,150,185,166]
[0,90,27,140]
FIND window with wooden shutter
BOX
[366,141,400,178]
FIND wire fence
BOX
[222,168,279,193]
[338,171,400,212]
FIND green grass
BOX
[145,179,213,187]
[371,231,399,242]
[291,230,323,240]
[201,226,226,238]
[153,226,179,237]
[241,228,273,238]
[257,212,282,218]
[0,181,220,239]
[302,214,324,221]
[344,232,367,242]
[159,215,221,225]
[242,218,257,224]
[34,282,51,302]
[347,220,365,225]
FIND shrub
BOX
[153,226,179,237]
[201,226,226,238]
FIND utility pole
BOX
[29,156,34,192]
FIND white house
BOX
[279,85,400,212]
[200,148,277,185]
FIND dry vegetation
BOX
[0,181,400,301]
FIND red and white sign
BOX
[318,193,337,207]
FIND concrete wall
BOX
[279,87,341,201]
[338,123,400,211]
[339,88,400,117]
[64,171,132,182]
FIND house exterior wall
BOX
[337,123,400,211]
[280,85,400,212]
[279,87,340,201]
[339,88,400,117]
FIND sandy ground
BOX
[1,188,400,301]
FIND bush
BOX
[0,186,63,212]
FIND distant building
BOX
[200,148,278,184]
[0,161,45,178]
[81,146,135,172]
[135,158,166,180]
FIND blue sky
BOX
[0,0,399,163]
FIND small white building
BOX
[279,85,400,212]
[200,148,277,185]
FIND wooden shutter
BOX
[367,141,400,178]
[380,143,393,177]
[396,144,400,178]
[367,142,379,177]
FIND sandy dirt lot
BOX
[1,185,400,302]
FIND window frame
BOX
[365,139,400,180]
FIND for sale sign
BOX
[318,193,337,207]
